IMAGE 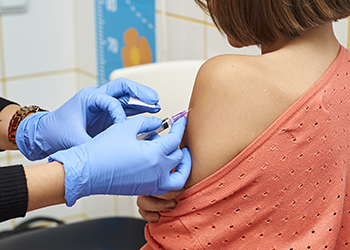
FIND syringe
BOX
[137,109,190,140]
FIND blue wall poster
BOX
[95,0,156,85]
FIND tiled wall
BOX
[0,0,349,231]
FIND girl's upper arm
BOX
[182,55,250,187]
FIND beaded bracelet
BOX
[8,105,48,149]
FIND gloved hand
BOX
[16,78,161,160]
[48,116,191,207]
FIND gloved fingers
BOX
[117,95,161,116]
[104,78,159,106]
[159,148,192,191]
[153,117,187,155]
[153,148,183,194]
[128,115,163,136]
[92,94,127,123]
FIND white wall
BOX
[0,0,349,231]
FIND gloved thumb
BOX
[128,115,162,136]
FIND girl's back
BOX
[183,23,340,186]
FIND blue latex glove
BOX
[16,78,161,161]
[48,116,191,207]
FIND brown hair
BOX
[194,0,350,45]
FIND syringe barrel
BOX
[137,117,173,140]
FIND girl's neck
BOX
[261,23,339,55]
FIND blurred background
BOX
[0,0,348,231]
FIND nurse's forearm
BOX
[24,161,66,212]
[0,104,21,150]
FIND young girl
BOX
[140,1,350,249]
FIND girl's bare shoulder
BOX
[183,54,282,186]
[184,47,335,186]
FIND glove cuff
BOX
[49,145,91,207]
[8,105,48,150]
[16,111,50,161]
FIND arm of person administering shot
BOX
[0,79,193,222]
[0,110,191,222]
[12,78,161,160]
[48,115,191,207]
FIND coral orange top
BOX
[142,46,350,250]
